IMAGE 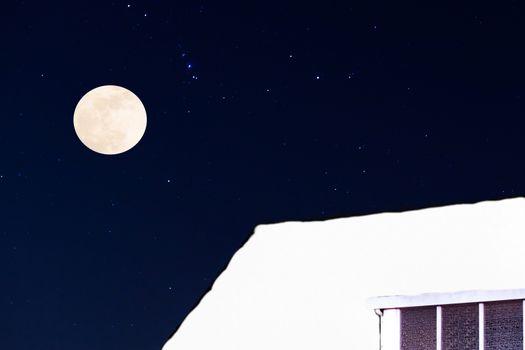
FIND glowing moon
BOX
[73,85,147,155]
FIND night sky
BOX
[4,0,525,349]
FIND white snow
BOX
[163,197,525,350]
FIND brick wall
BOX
[400,306,436,350]
[485,300,522,350]
[396,299,524,350]
[442,303,478,350]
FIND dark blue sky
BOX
[4,0,525,349]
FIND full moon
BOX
[73,85,147,155]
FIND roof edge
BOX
[367,288,525,309]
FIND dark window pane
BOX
[442,303,478,350]
[401,306,436,350]
[485,300,523,350]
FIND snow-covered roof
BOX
[163,197,525,350]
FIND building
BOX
[368,289,525,350]
[163,198,525,350]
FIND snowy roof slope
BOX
[163,197,525,350]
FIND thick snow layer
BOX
[163,198,525,350]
